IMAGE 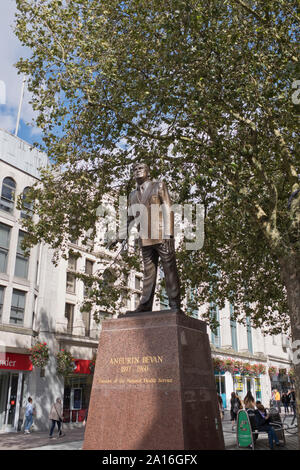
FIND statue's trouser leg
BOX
[156,243,181,310]
[139,246,159,310]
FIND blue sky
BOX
[0,0,42,147]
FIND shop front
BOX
[233,375,262,401]
[62,359,93,424]
[0,353,32,432]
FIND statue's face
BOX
[133,163,149,181]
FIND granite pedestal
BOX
[83,311,225,450]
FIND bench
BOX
[236,408,286,450]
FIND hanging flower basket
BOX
[29,342,49,369]
[56,350,76,376]
[212,357,266,377]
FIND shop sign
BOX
[0,352,33,371]
[73,359,92,374]
[237,410,253,448]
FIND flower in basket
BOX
[278,368,287,376]
[56,350,76,376]
[224,358,235,373]
[240,362,252,376]
[29,342,49,368]
[233,360,243,375]
[89,358,96,373]
[268,366,278,377]
[257,364,266,375]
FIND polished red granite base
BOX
[83,311,225,450]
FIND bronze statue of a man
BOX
[125,162,182,313]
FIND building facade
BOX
[0,128,294,433]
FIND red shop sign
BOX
[0,353,33,371]
[73,359,92,375]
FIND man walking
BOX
[274,389,281,413]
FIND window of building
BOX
[0,177,16,213]
[32,294,37,330]
[0,222,11,273]
[230,303,238,351]
[82,309,91,337]
[10,289,26,325]
[65,303,74,334]
[210,302,221,348]
[66,255,77,293]
[15,230,29,279]
[20,187,33,219]
[85,259,93,275]
[246,316,253,353]
[84,259,94,298]
[0,286,4,322]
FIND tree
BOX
[15,0,299,442]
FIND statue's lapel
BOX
[140,181,154,204]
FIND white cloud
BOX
[0,0,39,136]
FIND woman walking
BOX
[49,398,65,438]
[230,392,242,430]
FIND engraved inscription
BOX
[97,354,174,386]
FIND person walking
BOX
[49,398,65,438]
[230,392,242,430]
[288,389,296,423]
[24,397,34,434]
[281,392,290,414]
[274,389,281,413]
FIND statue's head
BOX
[133,162,150,182]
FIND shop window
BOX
[14,230,29,279]
[20,187,33,219]
[10,289,26,325]
[215,373,226,409]
[0,177,16,213]
[63,376,91,423]
[0,286,4,322]
[0,222,11,273]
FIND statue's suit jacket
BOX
[127,180,174,246]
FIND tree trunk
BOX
[280,254,300,449]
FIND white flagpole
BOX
[15,76,26,137]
